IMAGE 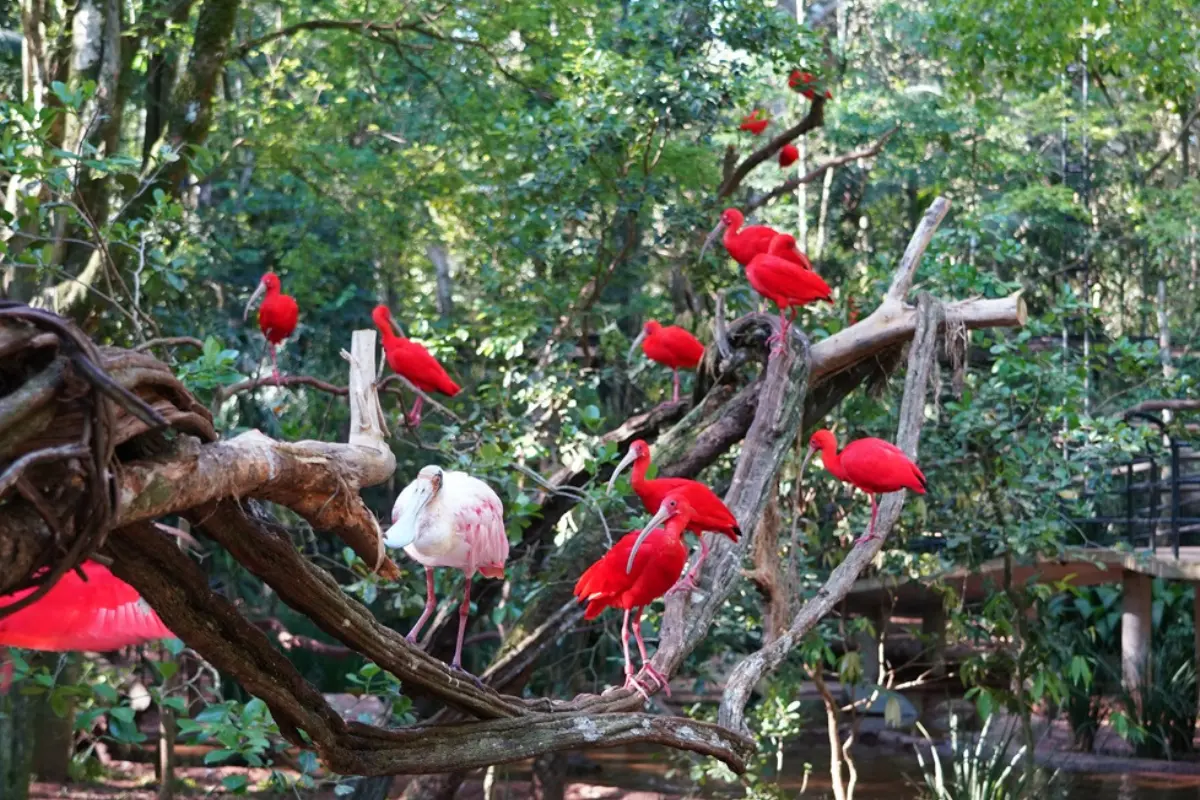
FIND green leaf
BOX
[222,774,249,793]
[204,748,238,765]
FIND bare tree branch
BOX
[718,99,827,197]
[744,126,899,214]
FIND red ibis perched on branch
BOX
[739,110,770,135]
[746,233,833,354]
[801,429,927,544]
[700,207,811,270]
[779,143,800,167]
[607,440,740,593]
[574,491,700,698]
[628,320,705,403]
[385,465,508,675]
[243,272,299,385]
[372,305,461,427]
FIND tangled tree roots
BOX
[0,196,1030,778]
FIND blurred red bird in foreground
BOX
[739,110,770,135]
[779,143,800,167]
[574,491,698,698]
[745,233,833,353]
[802,429,927,544]
[243,272,299,385]
[628,320,705,403]
[608,439,740,593]
[372,305,461,427]
[0,560,174,691]
[700,207,811,271]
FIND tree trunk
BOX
[426,244,455,320]
[0,684,35,799]
[32,653,78,783]
[531,751,567,800]
[348,776,393,800]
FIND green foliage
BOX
[914,714,1059,800]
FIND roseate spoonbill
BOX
[574,491,699,698]
[801,429,927,544]
[372,305,461,427]
[699,207,811,270]
[779,143,800,167]
[384,465,508,675]
[628,320,705,403]
[746,233,833,353]
[607,440,740,593]
[739,110,770,135]
[0,561,173,654]
[243,272,299,385]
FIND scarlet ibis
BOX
[372,305,461,427]
[628,320,705,403]
[574,491,699,697]
[779,143,800,167]
[384,465,508,675]
[699,207,810,270]
[788,70,814,89]
[243,272,299,385]
[739,110,770,135]
[0,561,173,653]
[607,439,740,593]
[801,429,927,544]
[746,233,833,353]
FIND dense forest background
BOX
[1,0,1199,797]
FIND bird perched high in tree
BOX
[243,272,299,384]
[627,320,705,403]
[700,207,811,270]
[372,305,461,427]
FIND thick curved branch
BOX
[718,99,826,197]
[718,294,944,735]
[744,126,898,214]
[232,16,420,58]
[218,374,350,398]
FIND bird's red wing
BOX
[655,327,705,369]
[746,255,831,305]
[0,562,173,651]
[396,341,461,397]
[574,532,641,617]
[260,295,299,342]
[766,234,813,270]
[840,438,926,494]
[620,533,688,608]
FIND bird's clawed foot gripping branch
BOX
[0,196,1026,775]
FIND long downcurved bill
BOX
[242,281,267,321]
[607,448,640,494]
[799,446,818,477]
[626,329,648,362]
[697,220,726,264]
[626,503,673,574]
[387,313,406,338]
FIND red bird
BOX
[243,272,299,385]
[739,110,770,136]
[372,305,460,427]
[801,429,927,544]
[746,233,833,353]
[700,207,811,270]
[574,491,698,698]
[779,143,800,167]
[0,561,173,654]
[607,439,740,593]
[628,320,705,403]
[788,70,815,89]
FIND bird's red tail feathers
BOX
[438,376,461,397]
[910,463,928,494]
[574,559,616,619]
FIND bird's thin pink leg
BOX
[632,607,670,697]
[407,396,424,427]
[621,608,650,700]
[450,578,473,671]
[667,535,708,596]
[406,568,437,644]
[854,495,882,545]
[269,344,280,385]
[767,309,790,356]
[672,369,681,403]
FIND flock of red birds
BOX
[0,79,928,703]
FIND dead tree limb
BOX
[717,293,944,735]
[744,126,899,214]
[718,99,827,197]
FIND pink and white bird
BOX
[384,465,509,675]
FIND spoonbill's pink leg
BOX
[632,607,670,696]
[450,579,472,671]
[406,568,437,643]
